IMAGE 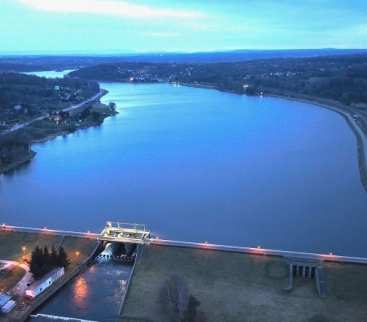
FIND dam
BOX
[1,222,367,321]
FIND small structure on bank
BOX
[25,267,64,299]
[0,293,16,314]
[284,257,327,297]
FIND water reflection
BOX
[33,263,131,322]
[73,277,88,308]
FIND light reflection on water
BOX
[73,277,89,309]
[31,262,131,322]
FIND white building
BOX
[13,104,23,112]
[25,267,64,299]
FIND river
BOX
[29,262,131,322]
[1,70,367,257]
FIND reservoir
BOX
[1,71,367,256]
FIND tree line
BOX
[30,245,70,279]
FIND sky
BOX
[0,0,366,54]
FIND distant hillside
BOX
[1,49,367,72]
[70,54,367,109]
[95,49,367,64]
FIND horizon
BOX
[1,48,367,57]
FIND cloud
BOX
[146,32,179,38]
[18,0,202,19]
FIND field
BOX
[121,245,367,322]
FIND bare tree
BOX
[160,275,189,322]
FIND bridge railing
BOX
[104,221,148,232]
[2,224,367,265]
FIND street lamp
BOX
[21,246,27,262]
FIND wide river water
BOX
[1,71,367,257]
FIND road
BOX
[2,224,367,265]
[0,259,32,296]
[1,90,105,136]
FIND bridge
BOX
[2,222,367,265]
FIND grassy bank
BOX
[121,245,367,322]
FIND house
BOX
[13,104,23,112]
[0,293,16,314]
[25,267,64,299]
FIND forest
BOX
[71,54,367,108]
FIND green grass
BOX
[121,245,367,322]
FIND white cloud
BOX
[146,32,179,38]
[19,0,202,19]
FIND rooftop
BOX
[27,267,64,291]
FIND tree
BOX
[29,245,70,280]
[183,295,201,322]
[43,246,50,272]
[29,246,44,279]
[160,275,189,322]
[50,246,58,267]
[57,246,70,268]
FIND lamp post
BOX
[21,246,27,261]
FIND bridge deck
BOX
[2,224,367,265]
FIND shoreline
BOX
[267,93,367,192]
[0,150,36,174]
[0,89,116,175]
[177,81,367,191]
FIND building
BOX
[13,104,23,112]
[25,267,64,299]
[0,293,16,314]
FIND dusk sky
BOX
[1,0,366,53]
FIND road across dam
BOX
[2,222,367,265]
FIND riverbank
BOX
[0,150,36,174]
[0,230,99,322]
[176,81,367,192]
[267,92,367,191]
[0,90,117,175]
